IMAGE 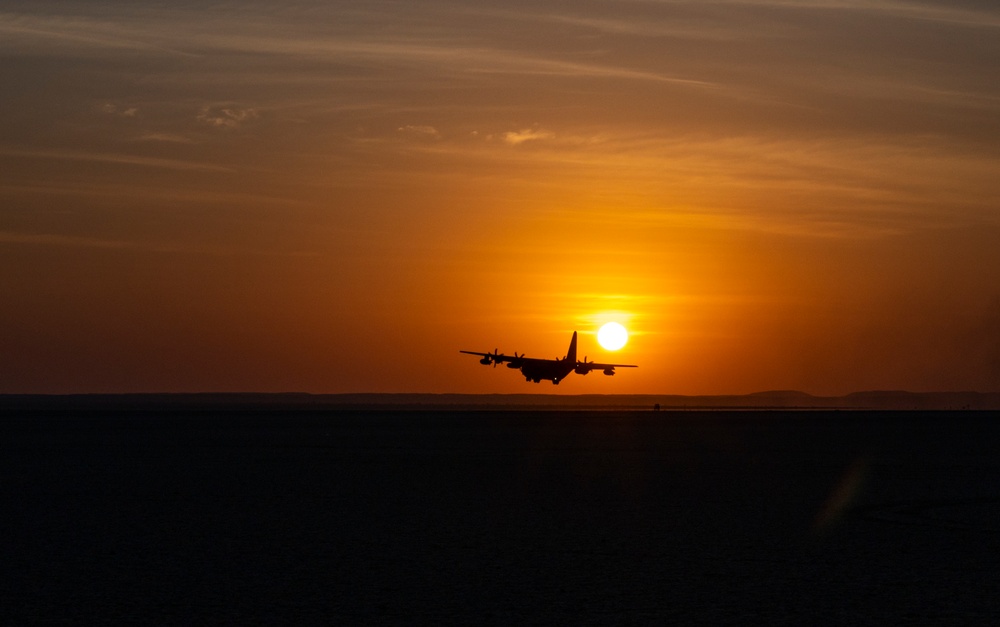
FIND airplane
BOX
[460,331,637,385]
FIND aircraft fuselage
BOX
[517,358,575,384]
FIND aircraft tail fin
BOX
[567,331,578,363]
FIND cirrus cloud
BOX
[197,105,258,129]
[503,128,554,145]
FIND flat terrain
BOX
[3,409,999,623]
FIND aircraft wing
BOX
[460,349,522,365]
[574,360,637,373]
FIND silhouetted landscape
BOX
[4,390,1000,411]
[3,396,999,622]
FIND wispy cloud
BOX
[0,8,719,90]
[397,125,440,138]
[0,147,235,173]
[132,132,196,144]
[376,126,1000,237]
[722,1,1000,28]
[0,230,320,257]
[0,230,171,251]
[197,106,258,129]
[100,103,139,117]
[0,11,197,57]
[503,128,555,145]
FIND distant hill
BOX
[2,391,999,411]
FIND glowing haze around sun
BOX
[597,322,629,351]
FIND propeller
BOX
[492,348,502,367]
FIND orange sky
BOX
[2,1,999,394]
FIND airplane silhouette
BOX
[461,331,637,384]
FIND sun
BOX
[597,322,629,351]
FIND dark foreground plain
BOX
[3,408,999,623]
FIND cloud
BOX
[0,230,319,257]
[0,11,195,57]
[0,147,234,173]
[0,230,184,253]
[99,103,138,117]
[397,125,440,138]
[503,128,555,145]
[133,132,196,144]
[197,106,258,129]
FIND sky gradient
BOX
[2,0,999,394]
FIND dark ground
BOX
[2,409,999,623]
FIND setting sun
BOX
[597,322,629,351]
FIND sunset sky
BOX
[2,0,999,395]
